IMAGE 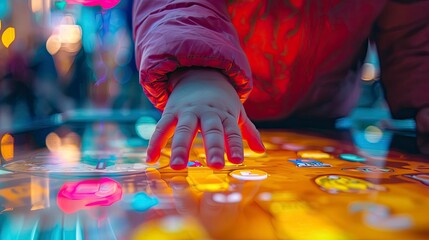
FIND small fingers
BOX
[170,112,198,170]
[223,116,244,164]
[239,109,265,153]
[200,112,225,169]
[147,113,176,163]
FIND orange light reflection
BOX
[45,131,81,163]
[46,132,61,152]
[1,27,15,48]
[30,0,43,13]
[1,134,14,161]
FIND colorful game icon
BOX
[339,154,366,162]
[289,159,331,168]
[131,192,159,212]
[315,175,386,194]
[342,167,393,173]
[229,169,268,181]
[403,174,429,186]
[297,150,331,159]
[57,178,122,214]
[188,160,204,167]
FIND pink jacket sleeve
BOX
[132,0,252,110]
[376,0,429,119]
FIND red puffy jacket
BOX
[133,0,429,121]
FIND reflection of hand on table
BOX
[169,175,264,238]
[146,68,265,170]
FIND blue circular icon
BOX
[339,154,366,162]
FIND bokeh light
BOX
[45,131,81,162]
[46,15,83,55]
[135,116,157,140]
[1,27,15,48]
[361,63,377,81]
[45,132,62,152]
[54,1,67,10]
[1,133,14,161]
[46,34,62,55]
[361,41,380,82]
[60,133,81,162]
[0,1,10,19]
[30,0,43,13]
[58,24,82,44]
[63,132,81,146]
[364,125,383,143]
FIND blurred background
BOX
[0,0,413,133]
[0,0,155,131]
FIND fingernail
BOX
[146,153,159,164]
[259,141,266,152]
[171,157,186,170]
[209,157,224,169]
[146,156,154,163]
[230,152,243,164]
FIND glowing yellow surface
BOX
[2,130,429,239]
[131,217,208,240]
[186,174,229,192]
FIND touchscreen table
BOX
[1,121,428,239]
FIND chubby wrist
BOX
[168,67,233,91]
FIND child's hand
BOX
[146,68,265,170]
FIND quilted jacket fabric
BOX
[133,0,429,121]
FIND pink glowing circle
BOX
[57,178,122,214]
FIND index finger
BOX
[147,113,176,163]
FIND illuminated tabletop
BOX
[1,119,428,239]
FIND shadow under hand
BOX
[169,176,264,239]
